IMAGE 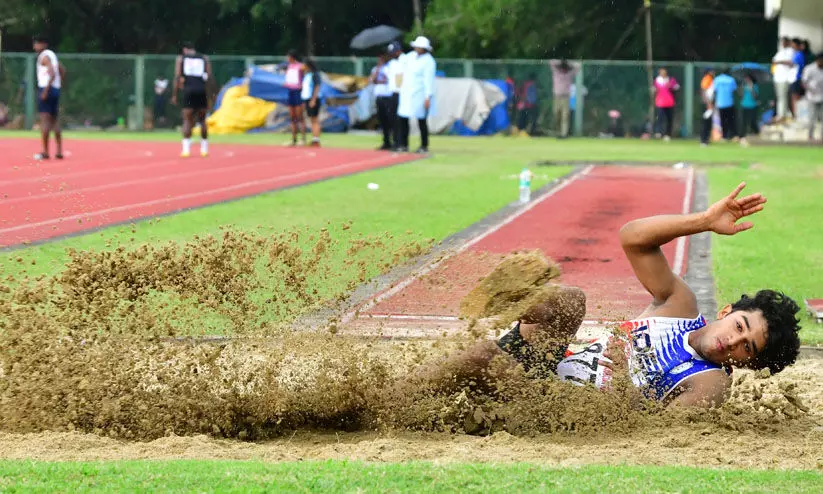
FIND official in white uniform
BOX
[397,36,436,154]
[33,35,66,160]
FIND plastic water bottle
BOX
[519,168,532,203]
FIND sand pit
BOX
[1,231,820,470]
[1,358,822,470]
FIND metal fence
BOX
[1,53,768,137]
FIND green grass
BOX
[2,131,821,341]
[0,460,821,492]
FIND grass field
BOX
[1,459,821,492]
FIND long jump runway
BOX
[347,165,694,336]
[0,139,417,248]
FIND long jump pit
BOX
[1,163,822,470]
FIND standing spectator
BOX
[397,36,436,154]
[699,69,715,146]
[549,59,578,139]
[385,42,406,151]
[370,54,393,150]
[171,41,212,158]
[516,73,539,136]
[740,73,760,144]
[33,35,67,160]
[710,69,738,141]
[801,53,823,143]
[302,59,322,147]
[771,37,794,123]
[153,74,169,127]
[653,67,680,141]
[790,38,806,117]
[283,50,306,146]
[801,40,814,66]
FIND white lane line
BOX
[0,148,319,187]
[0,155,315,205]
[341,165,595,324]
[672,166,694,276]
[0,154,402,237]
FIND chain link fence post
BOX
[683,62,695,137]
[574,62,585,136]
[24,54,35,129]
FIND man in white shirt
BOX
[385,41,405,151]
[32,35,66,160]
[802,53,823,142]
[397,36,436,154]
[771,37,795,123]
[370,53,393,150]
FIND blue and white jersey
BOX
[557,314,728,400]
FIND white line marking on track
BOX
[0,154,403,237]
[672,166,694,276]
[341,165,595,324]
[0,156,313,205]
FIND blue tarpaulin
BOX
[451,79,511,136]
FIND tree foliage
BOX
[425,0,778,61]
[1,0,777,61]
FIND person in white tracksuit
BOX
[397,36,436,154]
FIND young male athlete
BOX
[171,42,212,158]
[420,182,801,408]
[32,35,67,160]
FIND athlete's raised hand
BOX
[704,182,766,236]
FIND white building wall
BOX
[766,0,823,52]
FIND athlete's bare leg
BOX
[181,108,194,155]
[289,106,299,144]
[197,109,208,155]
[53,116,63,158]
[296,105,307,144]
[310,116,321,143]
[405,285,587,394]
[38,113,51,157]
[182,108,194,138]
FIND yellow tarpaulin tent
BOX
[206,83,277,135]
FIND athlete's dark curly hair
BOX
[731,290,801,374]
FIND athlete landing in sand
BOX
[420,182,801,408]
[171,42,212,158]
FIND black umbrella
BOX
[350,25,404,50]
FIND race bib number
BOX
[183,58,205,78]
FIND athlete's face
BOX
[33,41,46,53]
[699,307,769,367]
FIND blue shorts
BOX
[287,89,302,107]
[37,87,60,116]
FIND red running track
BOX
[0,139,417,248]
[363,165,693,322]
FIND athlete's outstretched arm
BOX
[620,182,766,314]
